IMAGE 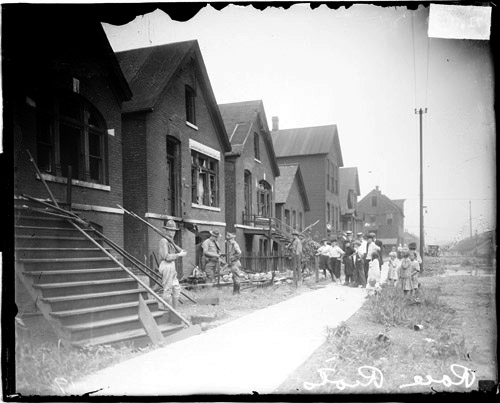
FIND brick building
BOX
[274,163,310,235]
[358,186,405,248]
[339,167,363,234]
[271,121,344,241]
[9,11,132,246]
[116,41,231,277]
[219,100,280,255]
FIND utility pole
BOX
[415,108,427,270]
[469,200,473,238]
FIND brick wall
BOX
[13,60,126,248]
[122,60,228,277]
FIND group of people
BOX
[156,220,246,315]
[156,219,424,314]
[315,231,422,296]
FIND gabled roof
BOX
[359,188,405,217]
[219,100,280,176]
[116,40,231,152]
[271,124,344,166]
[339,167,360,215]
[274,163,310,211]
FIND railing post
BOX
[66,166,72,210]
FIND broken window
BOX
[191,150,219,207]
[36,92,107,184]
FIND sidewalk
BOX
[66,283,366,396]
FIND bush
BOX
[367,286,454,329]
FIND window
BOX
[36,92,107,184]
[347,190,354,209]
[166,137,181,216]
[334,165,338,195]
[326,159,330,191]
[185,85,196,125]
[331,162,335,193]
[244,170,252,217]
[327,202,331,224]
[254,133,260,161]
[257,180,271,217]
[370,215,377,224]
[191,150,219,207]
[284,209,291,228]
[299,212,303,231]
[371,195,377,207]
[386,212,393,226]
[292,210,297,229]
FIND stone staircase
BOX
[14,201,186,348]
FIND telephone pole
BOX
[415,108,427,270]
[469,200,473,238]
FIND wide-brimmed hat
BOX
[210,229,220,237]
[162,220,178,231]
[226,232,236,240]
[346,230,353,235]
[408,242,417,249]
[357,232,363,237]
[321,238,328,243]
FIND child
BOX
[366,251,381,296]
[409,251,421,294]
[385,251,400,286]
[398,249,413,295]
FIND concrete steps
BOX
[15,202,188,347]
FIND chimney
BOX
[376,185,379,191]
[272,116,279,132]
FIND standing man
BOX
[357,232,367,258]
[158,220,187,321]
[288,230,303,288]
[329,238,345,283]
[316,238,332,280]
[202,229,222,283]
[351,240,366,287]
[226,232,244,294]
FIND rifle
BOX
[117,204,183,253]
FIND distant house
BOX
[274,163,310,235]
[117,40,231,277]
[219,100,280,255]
[358,186,405,248]
[338,167,363,234]
[271,121,344,241]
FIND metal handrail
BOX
[19,197,192,326]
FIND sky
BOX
[102,3,496,244]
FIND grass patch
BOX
[16,339,155,395]
[367,285,455,329]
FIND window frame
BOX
[36,91,107,185]
[254,133,260,161]
[386,212,393,226]
[191,150,219,207]
[371,195,378,207]
[185,85,196,125]
[257,180,271,217]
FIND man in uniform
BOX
[226,232,244,294]
[158,220,186,321]
[202,229,222,283]
[288,230,303,287]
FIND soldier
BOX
[226,232,244,294]
[202,229,222,283]
[288,230,303,287]
[158,220,186,319]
